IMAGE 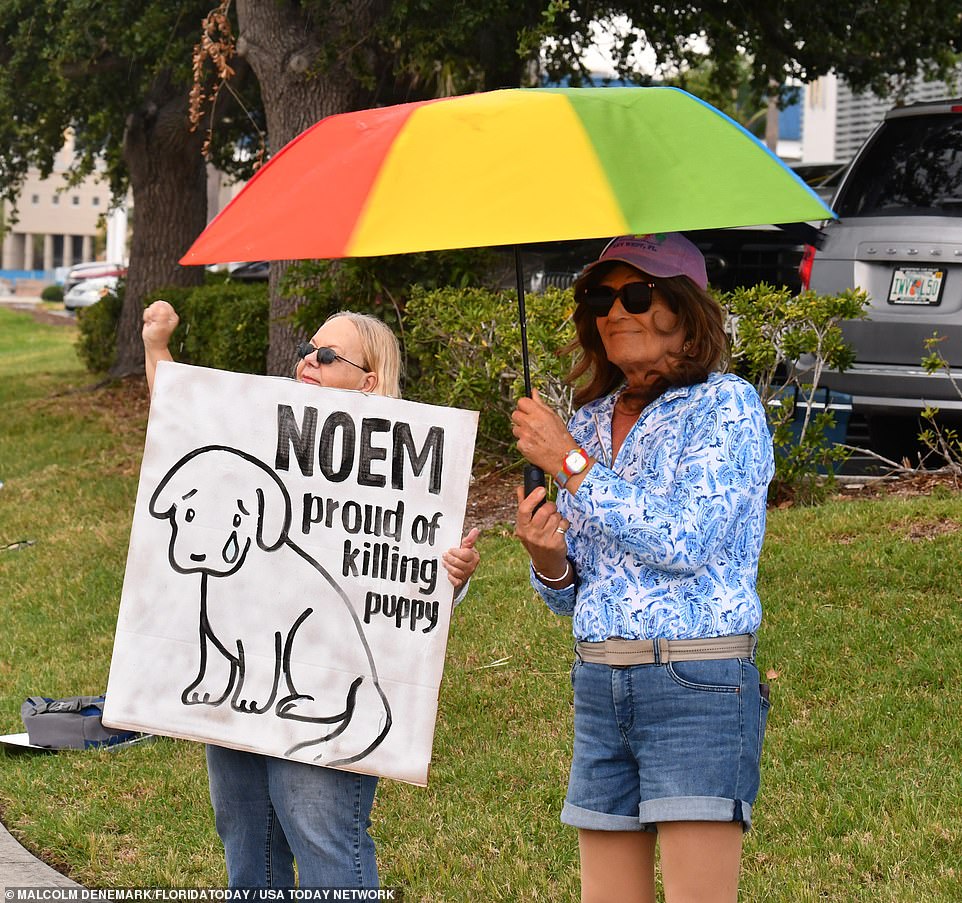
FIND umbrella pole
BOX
[515,246,546,495]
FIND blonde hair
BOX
[326,311,402,398]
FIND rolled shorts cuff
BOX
[560,801,651,832]
[637,796,754,831]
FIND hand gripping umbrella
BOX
[181,86,834,491]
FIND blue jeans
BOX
[563,656,769,832]
[206,745,379,888]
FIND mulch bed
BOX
[464,471,520,533]
[2,302,74,327]
[833,470,962,501]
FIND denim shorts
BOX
[562,652,770,833]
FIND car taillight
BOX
[799,244,816,290]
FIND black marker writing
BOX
[276,405,444,494]
[343,540,438,594]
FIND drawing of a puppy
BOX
[149,445,391,766]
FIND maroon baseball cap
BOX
[575,233,709,292]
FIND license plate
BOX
[888,267,944,305]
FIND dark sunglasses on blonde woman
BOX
[296,342,367,372]
[580,281,657,317]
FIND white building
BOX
[0,134,116,278]
[802,69,962,164]
[0,131,245,283]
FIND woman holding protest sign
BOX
[511,234,774,903]
[143,299,480,890]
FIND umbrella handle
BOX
[524,463,546,499]
[515,247,547,501]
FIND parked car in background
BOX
[528,224,823,296]
[64,275,119,311]
[686,164,840,294]
[686,222,821,294]
[528,162,836,296]
[227,260,269,281]
[64,261,126,293]
[791,161,847,204]
[804,98,962,451]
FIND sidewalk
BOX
[0,818,80,890]
[0,295,75,323]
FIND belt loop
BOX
[655,638,669,664]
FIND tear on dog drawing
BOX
[149,444,391,766]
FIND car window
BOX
[835,113,962,217]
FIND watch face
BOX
[565,449,588,473]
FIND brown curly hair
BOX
[565,261,729,412]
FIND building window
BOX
[52,195,59,205]
[92,196,100,207]
[31,194,39,204]
[72,196,80,206]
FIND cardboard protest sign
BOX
[103,362,478,785]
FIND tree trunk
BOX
[112,71,208,378]
[765,87,780,153]
[235,0,385,376]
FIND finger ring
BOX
[555,526,567,534]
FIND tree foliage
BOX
[0,0,261,375]
[225,0,551,374]
[3,0,960,378]
[539,1,962,102]
[0,1,248,208]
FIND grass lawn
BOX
[1,305,961,900]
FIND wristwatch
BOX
[555,447,590,488]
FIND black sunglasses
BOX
[296,342,367,373]
[580,282,657,317]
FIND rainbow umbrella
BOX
[182,86,832,489]
[183,86,830,264]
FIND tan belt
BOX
[576,634,755,666]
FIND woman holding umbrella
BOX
[512,233,774,903]
[142,299,480,889]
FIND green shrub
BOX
[404,284,575,460]
[405,280,870,499]
[72,261,869,510]
[916,331,962,470]
[281,251,498,385]
[74,280,269,376]
[41,284,63,302]
[172,283,269,374]
[75,284,124,373]
[724,283,869,504]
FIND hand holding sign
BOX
[443,528,481,593]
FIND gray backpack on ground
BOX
[20,695,140,749]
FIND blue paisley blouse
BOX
[532,372,774,641]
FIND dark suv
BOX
[806,99,962,438]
